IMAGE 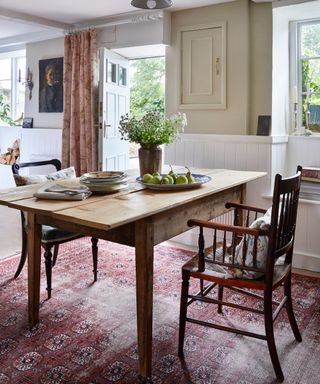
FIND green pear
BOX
[161,174,174,184]
[153,175,162,184]
[185,166,195,184]
[153,171,160,177]
[142,173,154,183]
[168,165,178,183]
[166,174,174,184]
[161,176,171,184]
[176,175,188,185]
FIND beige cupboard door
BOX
[180,23,225,109]
[99,48,130,171]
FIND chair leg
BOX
[52,245,59,267]
[14,230,28,278]
[178,270,190,357]
[284,273,302,342]
[43,245,53,300]
[218,284,224,314]
[91,237,98,282]
[264,291,284,382]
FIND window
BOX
[292,21,320,133]
[0,50,26,122]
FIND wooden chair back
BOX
[266,165,302,280]
[189,166,302,282]
[12,158,61,175]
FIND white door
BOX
[99,48,130,171]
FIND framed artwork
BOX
[257,115,271,136]
[39,57,63,113]
[22,117,33,128]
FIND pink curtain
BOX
[62,29,98,175]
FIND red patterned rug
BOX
[0,238,319,384]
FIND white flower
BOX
[119,111,187,147]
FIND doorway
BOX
[100,45,166,171]
[128,56,165,162]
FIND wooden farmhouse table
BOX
[0,168,265,382]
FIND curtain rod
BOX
[64,10,165,34]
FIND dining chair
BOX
[178,166,302,382]
[12,159,99,299]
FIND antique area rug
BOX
[0,238,319,384]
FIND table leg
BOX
[135,218,154,382]
[27,213,42,328]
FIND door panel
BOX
[106,156,117,171]
[107,92,117,137]
[99,48,130,171]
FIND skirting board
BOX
[293,251,320,273]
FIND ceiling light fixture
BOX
[131,0,173,10]
[147,0,156,8]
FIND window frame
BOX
[0,50,26,122]
[290,19,320,134]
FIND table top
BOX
[0,168,266,231]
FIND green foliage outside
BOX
[301,22,320,131]
[129,57,165,119]
[0,95,15,126]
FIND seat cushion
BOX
[199,210,272,280]
[232,213,271,279]
[41,225,79,244]
[183,253,290,290]
[14,166,76,186]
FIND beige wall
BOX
[166,0,272,135]
[24,18,169,130]
[249,2,273,135]
[23,0,272,134]
[25,38,64,129]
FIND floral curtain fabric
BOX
[62,29,98,175]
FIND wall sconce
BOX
[18,68,34,100]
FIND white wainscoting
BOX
[19,128,62,175]
[286,136,320,271]
[0,126,22,155]
[20,128,62,163]
[0,127,62,185]
[0,126,23,189]
[165,134,288,207]
[1,127,318,271]
[165,133,319,272]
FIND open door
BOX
[98,48,130,171]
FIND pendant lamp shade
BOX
[131,0,173,10]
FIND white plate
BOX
[136,173,212,191]
[80,171,127,182]
[81,182,129,194]
[80,176,129,185]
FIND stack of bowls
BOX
[80,171,128,194]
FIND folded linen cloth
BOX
[34,184,92,201]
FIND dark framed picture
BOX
[22,117,33,128]
[257,115,271,136]
[39,57,63,113]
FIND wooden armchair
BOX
[12,159,98,299]
[179,166,302,382]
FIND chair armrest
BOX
[225,202,267,215]
[187,218,269,237]
[188,217,270,274]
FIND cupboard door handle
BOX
[216,58,220,75]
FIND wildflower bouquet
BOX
[119,111,187,148]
